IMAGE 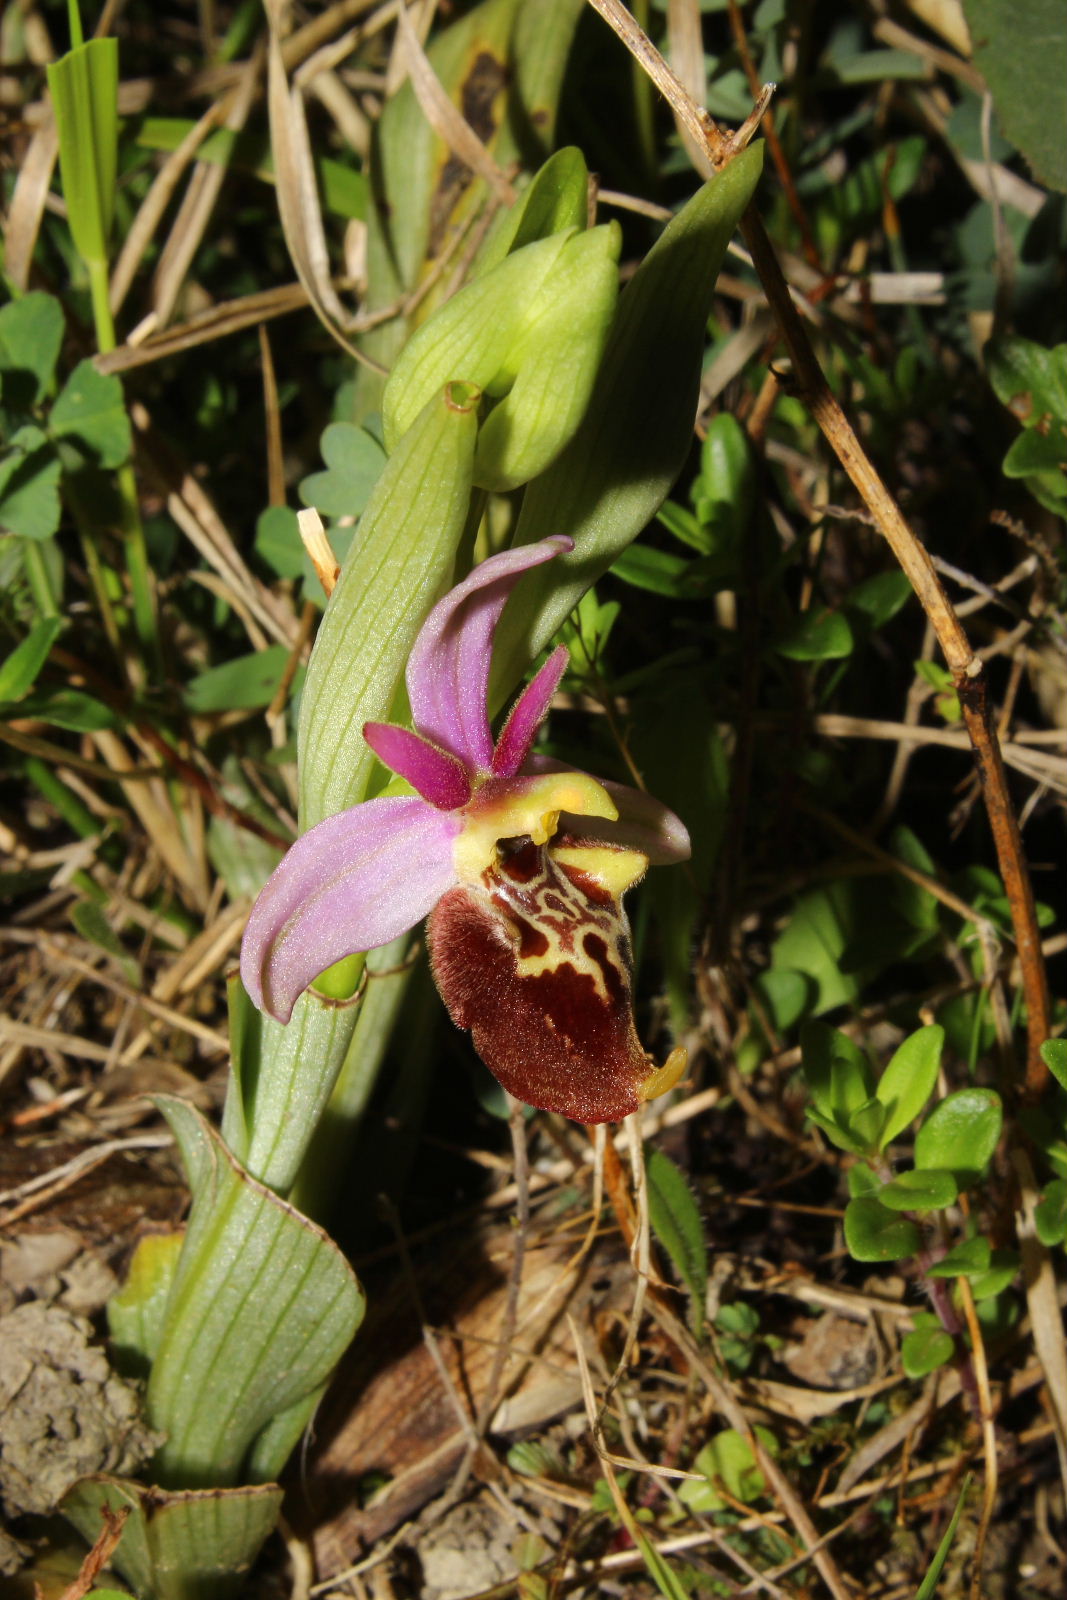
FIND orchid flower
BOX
[240,536,690,1124]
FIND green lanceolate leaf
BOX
[844,1196,921,1261]
[62,1475,284,1600]
[47,21,119,265]
[875,1024,944,1148]
[0,617,61,701]
[877,1167,958,1213]
[491,142,765,699]
[298,380,480,826]
[913,1474,972,1598]
[914,1088,1003,1189]
[183,645,294,715]
[646,1146,708,1337]
[0,291,64,409]
[901,1318,955,1380]
[145,1097,364,1487]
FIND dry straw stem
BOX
[585,0,1051,1099]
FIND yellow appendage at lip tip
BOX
[637,1046,688,1104]
[454,770,618,881]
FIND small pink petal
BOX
[526,755,691,864]
[407,536,573,773]
[364,722,472,809]
[491,645,569,777]
[241,796,461,1023]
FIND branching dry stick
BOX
[584,0,1051,1098]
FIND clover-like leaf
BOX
[0,428,62,539]
[0,291,64,409]
[1034,1180,1067,1248]
[968,1248,1020,1300]
[914,1089,1002,1188]
[847,1161,882,1198]
[775,607,854,662]
[844,1196,921,1261]
[875,1024,944,1148]
[678,1426,778,1513]
[298,421,386,520]
[877,1167,957,1213]
[926,1236,991,1278]
[50,359,131,468]
[901,1317,955,1379]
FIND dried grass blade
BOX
[264,4,364,361]
[110,98,230,315]
[1012,1149,1067,1499]
[152,50,262,326]
[5,116,59,290]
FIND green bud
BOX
[474,222,621,491]
[382,223,621,491]
[475,145,590,276]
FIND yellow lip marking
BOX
[637,1046,688,1104]
[552,844,647,898]
[454,771,617,883]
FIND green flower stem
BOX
[221,993,364,1195]
[290,935,416,1221]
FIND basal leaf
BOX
[62,1475,284,1600]
[146,1097,364,1486]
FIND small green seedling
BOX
[801,1022,1007,1378]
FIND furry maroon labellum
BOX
[428,834,686,1124]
